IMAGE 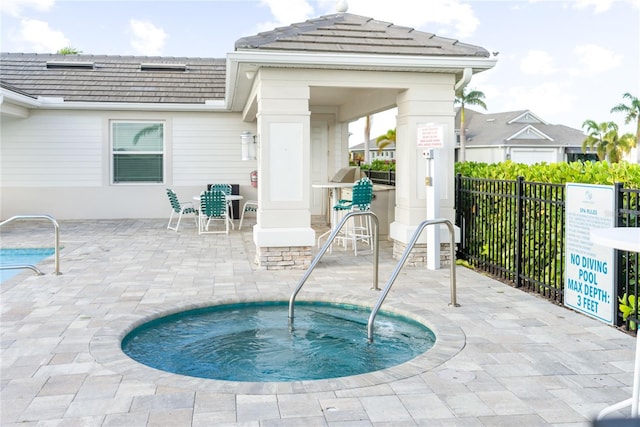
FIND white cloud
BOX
[501,82,575,118]
[572,0,615,13]
[257,0,315,30]
[1,0,54,17]
[258,0,479,39]
[520,50,557,75]
[129,19,167,56]
[15,18,68,52]
[345,0,479,38]
[261,0,315,23]
[570,44,623,75]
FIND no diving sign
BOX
[417,125,444,149]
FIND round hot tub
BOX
[121,301,436,382]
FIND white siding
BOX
[1,110,259,219]
[1,112,102,186]
[465,147,504,163]
[510,148,558,165]
[172,114,252,186]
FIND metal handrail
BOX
[0,215,61,275]
[289,210,380,321]
[367,218,458,342]
[0,264,44,275]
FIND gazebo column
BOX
[252,76,315,269]
[389,84,457,267]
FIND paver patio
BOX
[1,218,637,426]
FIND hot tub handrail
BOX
[367,218,458,342]
[0,264,44,275]
[289,211,379,320]
[0,215,61,275]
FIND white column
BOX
[389,83,457,266]
[253,73,315,249]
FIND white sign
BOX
[417,125,444,148]
[564,183,615,324]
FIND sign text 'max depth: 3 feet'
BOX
[564,183,615,324]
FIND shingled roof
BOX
[0,53,226,104]
[235,13,490,57]
[459,109,586,147]
[1,13,491,106]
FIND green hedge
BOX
[455,160,640,188]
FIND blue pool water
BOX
[122,301,436,382]
[0,248,55,283]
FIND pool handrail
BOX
[0,264,44,275]
[0,215,61,275]
[289,210,380,320]
[367,218,458,342]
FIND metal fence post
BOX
[515,176,524,288]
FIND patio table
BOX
[591,227,640,419]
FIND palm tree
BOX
[581,120,635,163]
[610,92,640,160]
[375,128,396,153]
[363,115,371,164]
[454,87,487,162]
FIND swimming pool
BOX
[122,301,436,382]
[0,248,55,283]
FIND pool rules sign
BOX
[564,183,615,324]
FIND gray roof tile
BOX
[236,13,490,57]
[2,13,490,104]
[0,53,226,104]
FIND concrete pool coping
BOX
[90,295,466,394]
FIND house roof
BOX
[1,13,491,107]
[0,53,226,104]
[457,109,586,148]
[235,13,490,58]
[350,138,395,152]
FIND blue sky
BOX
[1,0,639,139]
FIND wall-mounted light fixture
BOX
[241,131,257,161]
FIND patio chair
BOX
[208,184,236,223]
[166,188,198,232]
[239,200,258,230]
[199,189,229,235]
[208,183,232,195]
[333,177,373,255]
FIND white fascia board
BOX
[469,144,568,149]
[0,88,228,111]
[228,50,497,71]
[39,101,228,111]
[1,88,40,108]
[225,50,497,110]
[507,125,554,141]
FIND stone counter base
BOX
[256,246,313,270]
[392,241,453,267]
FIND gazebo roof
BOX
[235,13,490,58]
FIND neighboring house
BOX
[349,138,396,164]
[456,108,596,164]
[1,12,496,269]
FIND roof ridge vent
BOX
[140,63,187,71]
[46,60,94,70]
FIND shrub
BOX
[359,159,396,171]
[455,160,640,188]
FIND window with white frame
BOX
[111,121,164,183]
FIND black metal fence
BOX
[455,174,639,330]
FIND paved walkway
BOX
[1,218,637,426]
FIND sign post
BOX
[417,124,444,270]
[564,183,615,324]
